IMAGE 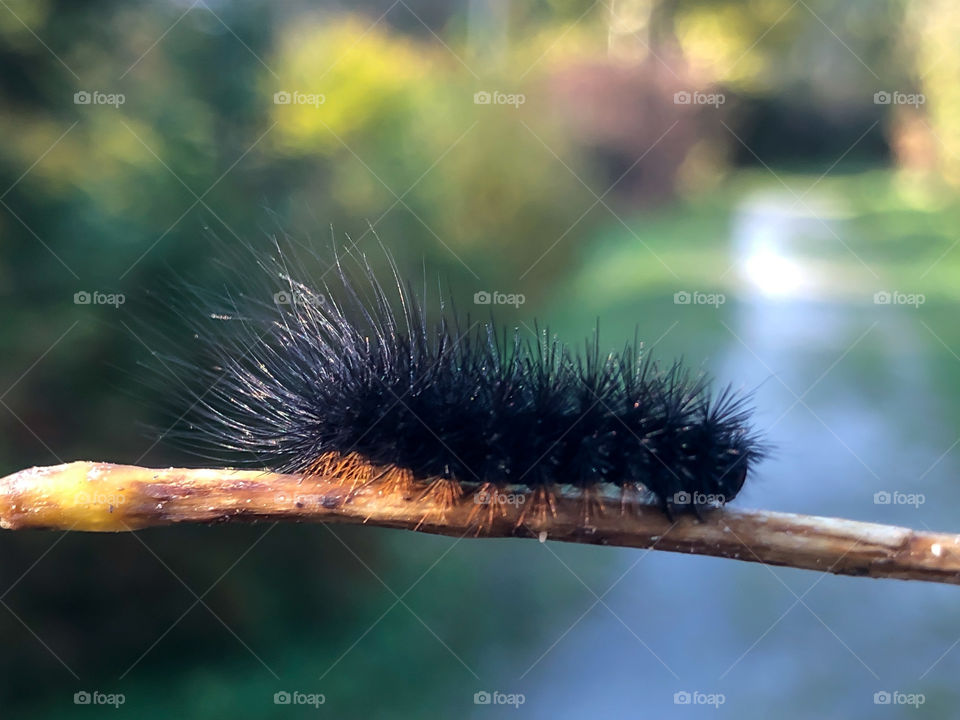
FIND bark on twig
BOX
[2,461,959,586]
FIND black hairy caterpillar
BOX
[167,241,765,527]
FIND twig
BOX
[1,461,958,586]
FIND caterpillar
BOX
[163,240,765,530]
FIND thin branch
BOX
[1,462,958,585]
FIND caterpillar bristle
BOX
[619,483,644,516]
[466,483,509,536]
[415,476,464,529]
[372,465,416,500]
[304,452,420,522]
[516,485,560,531]
[306,451,373,495]
[578,485,606,528]
[163,240,767,527]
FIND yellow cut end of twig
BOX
[0,462,320,532]
[0,462,137,532]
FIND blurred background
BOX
[1,0,960,717]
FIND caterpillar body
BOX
[166,242,765,530]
